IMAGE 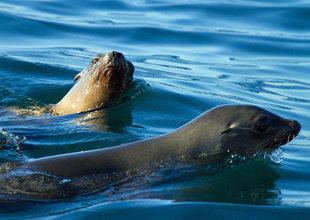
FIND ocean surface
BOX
[0,0,310,219]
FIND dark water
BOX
[0,0,310,219]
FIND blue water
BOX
[0,0,310,219]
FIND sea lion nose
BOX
[111,51,122,58]
[289,120,301,132]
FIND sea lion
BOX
[22,105,300,178]
[48,51,134,115]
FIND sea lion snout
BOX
[280,118,301,134]
[107,51,124,60]
[290,120,301,132]
[111,51,123,59]
[286,119,301,136]
[105,51,134,76]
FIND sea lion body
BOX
[51,51,134,115]
[24,105,300,178]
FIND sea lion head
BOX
[53,51,134,115]
[77,51,134,100]
[213,105,301,155]
[187,105,301,156]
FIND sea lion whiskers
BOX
[251,136,276,152]
[291,134,296,142]
[287,133,291,143]
[260,129,296,152]
[254,138,273,151]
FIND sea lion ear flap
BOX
[73,72,82,83]
[220,128,232,135]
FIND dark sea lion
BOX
[48,51,134,115]
[22,105,300,178]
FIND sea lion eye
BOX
[254,121,268,133]
[92,57,100,65]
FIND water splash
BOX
[0,128,26,162]
[225,153,256,167]
[264,148,284,164]
[222,149,283,169]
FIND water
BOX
[0,0,310,219]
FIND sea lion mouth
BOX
[263,131,298,151]
[261,120,300,152]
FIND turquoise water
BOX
[0,0,310,219]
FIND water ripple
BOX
[0,0,309,218]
